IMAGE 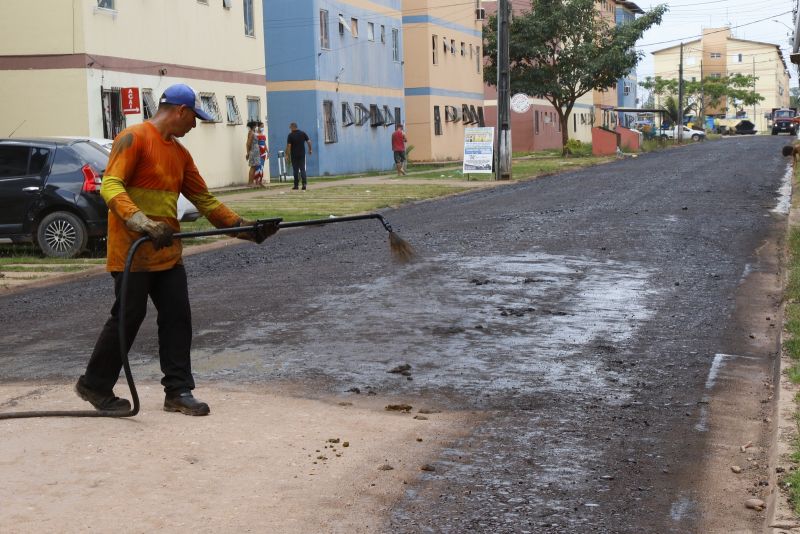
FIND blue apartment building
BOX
[263,0,404,177]
[616,1,644,126]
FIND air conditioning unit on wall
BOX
[476,8,486,20]
[223,0,232,8]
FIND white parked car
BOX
[59,137,200,222]
[659,126,706,141]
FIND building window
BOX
[737,53,743,62]
[450,39,455,55]
[246,97,260,122]
[351,18,358,38]
[461,42,465,56]
[367,22,375,41]
[225,96,242,125]
[394,107,401,125]
[434,106,442,135]
[338,13,345,35]
[711,72,721,79]
[320,10,330,49]
[710,52,721,59]
[392,28,400,61]
[142,89,157,119]
[443,39,448,54]
[354,103,370,125]
[197,0,208,4]
[380,25,386,44]
[101,87,126,139]
[342,102,355,126]
[383,105,394,127]
[323,100,337,143]
[432,35,438,65]
[199,93,222,122]
[243,0,254,37]
[97,0,115,9]
[469,44,473,58]
[535,110,539,134]
[369,104,384,127]
[623,83,630,96]
[476,46,481,73]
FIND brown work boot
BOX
[75,376,131,413]
[164,392,210,416]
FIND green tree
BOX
[640,74,763,126]
[484,0,667,155]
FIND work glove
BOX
[126,211,174,250]
[236,218,280,244]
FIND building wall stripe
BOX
[0,53,265,86]
[402,15,482,37]
[406,87,484,100]
[266,80,404,97]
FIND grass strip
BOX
[180,183,470,233]
[784,163,800,513]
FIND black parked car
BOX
[734,120,757,135]
[0,138,108,257]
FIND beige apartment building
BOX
[652,28,790,133]
[402,0,485,161]
[0,0,266,187]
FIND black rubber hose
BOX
[0,216,394,420]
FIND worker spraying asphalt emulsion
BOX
[0,83,414,421]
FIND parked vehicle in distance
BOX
[0,138,109,257]
[771,108,797,135]
[1,136,203,258]
[659,125,706,141]
[59,137,200,223]
[734,120,757,135]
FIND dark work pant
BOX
[82,265,194,396]
[291,155,307,188]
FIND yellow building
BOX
[652,28,790,133]
[0,0,266,187]
[402,0,485,161]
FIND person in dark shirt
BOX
[285,122,312,190]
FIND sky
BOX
[635,0,797,94]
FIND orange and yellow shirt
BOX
[101,121,240,272]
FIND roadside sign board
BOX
[463,127,495,174]
[121,87,141,114]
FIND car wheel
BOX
[772,130,778,135]
[36,211,88,258]
[660,134,668,140]
[691,134,700,141]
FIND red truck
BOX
[772,107,798,135]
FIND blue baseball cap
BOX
[159,84,212,121]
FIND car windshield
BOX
[775,110,795,118]
[69,141,108,172]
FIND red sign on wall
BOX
[121,87,141,114]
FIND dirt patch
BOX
[694,235,785,532]
[0,381,475,533]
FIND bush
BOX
[565,139,592,157]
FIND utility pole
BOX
[700,60,705,128]
[752,56,757,125]
[495,0,511,180]
[677,42,684,143]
